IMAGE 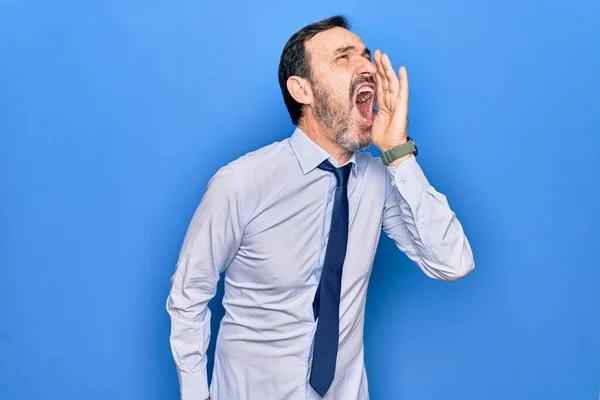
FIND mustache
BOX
[349,76,376,100]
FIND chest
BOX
[230,163,387,290]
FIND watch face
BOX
[408,136,418,156]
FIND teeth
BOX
[357,91,373,103]
[355,86,374,103]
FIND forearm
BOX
[384,157,474,280]
[167,254,216,400]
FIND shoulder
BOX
[224,138,294,179]
[202,138,295,223]
[206,137,294,193]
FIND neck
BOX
[297,116,352,166]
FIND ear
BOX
[286,76,313,105]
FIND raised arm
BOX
[382,157,474,280]
[371,49,473,279]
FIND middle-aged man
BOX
[167,15,475,400]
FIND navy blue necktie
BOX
[309,160,352,397]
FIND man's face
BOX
[305,27,377,152]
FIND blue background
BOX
[1,1,599,399]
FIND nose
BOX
[357,57,377,78]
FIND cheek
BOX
[322,72,353,100]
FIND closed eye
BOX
[333,45,371,61]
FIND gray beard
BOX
[312,82,371,153]
[335,128,368,153]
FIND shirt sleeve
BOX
[381,156,474,280]
[166,165,245,400]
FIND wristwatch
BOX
[380,137,418,165]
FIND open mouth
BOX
[354,84,375,126]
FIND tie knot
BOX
[317,160,352,187]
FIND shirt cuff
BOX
[386,156,431,198]
[178,369,209,400]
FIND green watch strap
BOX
[380,137,418,165]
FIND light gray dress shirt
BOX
[166,127,474,400]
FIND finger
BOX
[377,66,387,94]
[373,49,381,63]
[374,63,384,107]
[382,53,399,94]
[398,66,409,102]
[375,52,388,93]
[373,50,383,88]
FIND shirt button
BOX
[398,179,405,185]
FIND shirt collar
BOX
[289,127,357,175]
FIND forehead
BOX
[305,27,366,61]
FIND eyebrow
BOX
[333,45,371,59]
